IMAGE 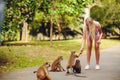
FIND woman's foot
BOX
[95,65,100,70]
[85,65,90,70]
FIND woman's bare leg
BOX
[95,39,100,65]
[86,37,92,65]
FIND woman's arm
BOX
[80,26,87,54]
[97,23,103,43]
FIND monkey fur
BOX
[51,56,65,72]
[34,62,51,80]
[73,59,81,73]
[66,51,79,73]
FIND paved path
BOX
[0,45,120,80]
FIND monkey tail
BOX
[50,70,60,72]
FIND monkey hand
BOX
[79,48,83,54]
[63,69,65,71]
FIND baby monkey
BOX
[73,59,81,73]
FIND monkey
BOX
[73,59,81,73]
[34,62,52,80]
[51,56,65,72]
[66,51,80,73]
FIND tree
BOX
[91,0,120,38]
[3,0,92,43]
[37,0,89,46]
[3,0,37,41]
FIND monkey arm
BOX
[78,53,82,57]
[46,74,52,80]
[57,63,65,71]
[75,54,80,58]
[43,67,52,80]
[60,64,65,71]
[96,22,103,42]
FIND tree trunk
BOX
[21,21,28,42]
[50,17,53,47]
[56,22,61,40]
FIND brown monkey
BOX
[66,51,79,73]
[73,59,81,73]
[51,56,65,71]
[34,62,51,80]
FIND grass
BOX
[0,39,120,73]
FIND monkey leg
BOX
[51,66,57,71]
[58,65,65,71]
[73,67,81,73]
[62,67,65,71]
[45,74,52,80]
[73,66,75,73]
[66,66,70,73]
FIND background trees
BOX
[34,0,89,46]
[1,0,120,43]
[91,0,120,38]
[3,0,37,41]
[3,0,92,42]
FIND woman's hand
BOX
[80,48,84,54]
[97,39,101,44]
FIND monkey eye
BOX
[46,62,50,66]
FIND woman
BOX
[80,17,103,70]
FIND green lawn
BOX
[0,39,120,73]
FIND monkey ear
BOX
[73,51,76,53]
[71,50,76,53]
[58,56,61,59]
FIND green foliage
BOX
[31,0,90,40]
[91,0,120,38]
[3,0,38,40]
[2,0,91,41]
[38,0,88,18]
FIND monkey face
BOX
[58,56,63,60]
[45,62,51,68]
[71,51,76,54]
[71,51,76,55]
[76,59,80,63]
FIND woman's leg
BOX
[85,37,92,69]
[94,37,101,69]
[95,38,100,65]
[86,37,92,65]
